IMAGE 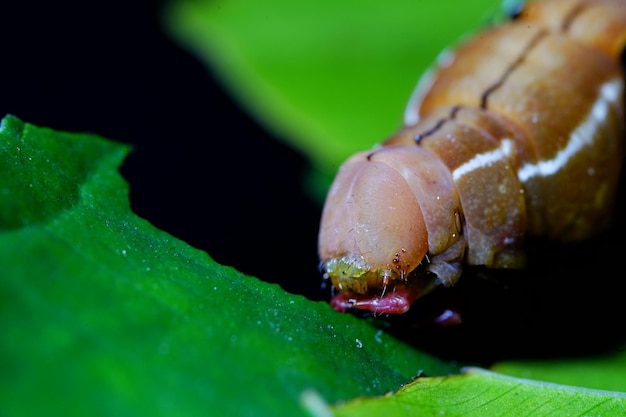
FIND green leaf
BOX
[331,367,626,417]
[164,0,503,198]
[492,348,626,392]
[0,114,456,416]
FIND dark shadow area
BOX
[0,0,323,298]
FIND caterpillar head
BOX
[318,145,462,314]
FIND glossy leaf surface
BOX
[0,115,455,417]
[332,368,626,417]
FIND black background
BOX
[2,0,625,364]
[0,0,324,298]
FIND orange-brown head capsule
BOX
[318,145,465,314]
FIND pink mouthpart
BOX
[330,284,418,314]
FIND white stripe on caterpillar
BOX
[404,48,457,126]
[453,138,515,182]
[518,77,623,182]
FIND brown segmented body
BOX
[318,0,626,315]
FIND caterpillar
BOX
[318,0,626,316]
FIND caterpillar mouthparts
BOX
[329,282,419,315]
[323,253,442,314]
